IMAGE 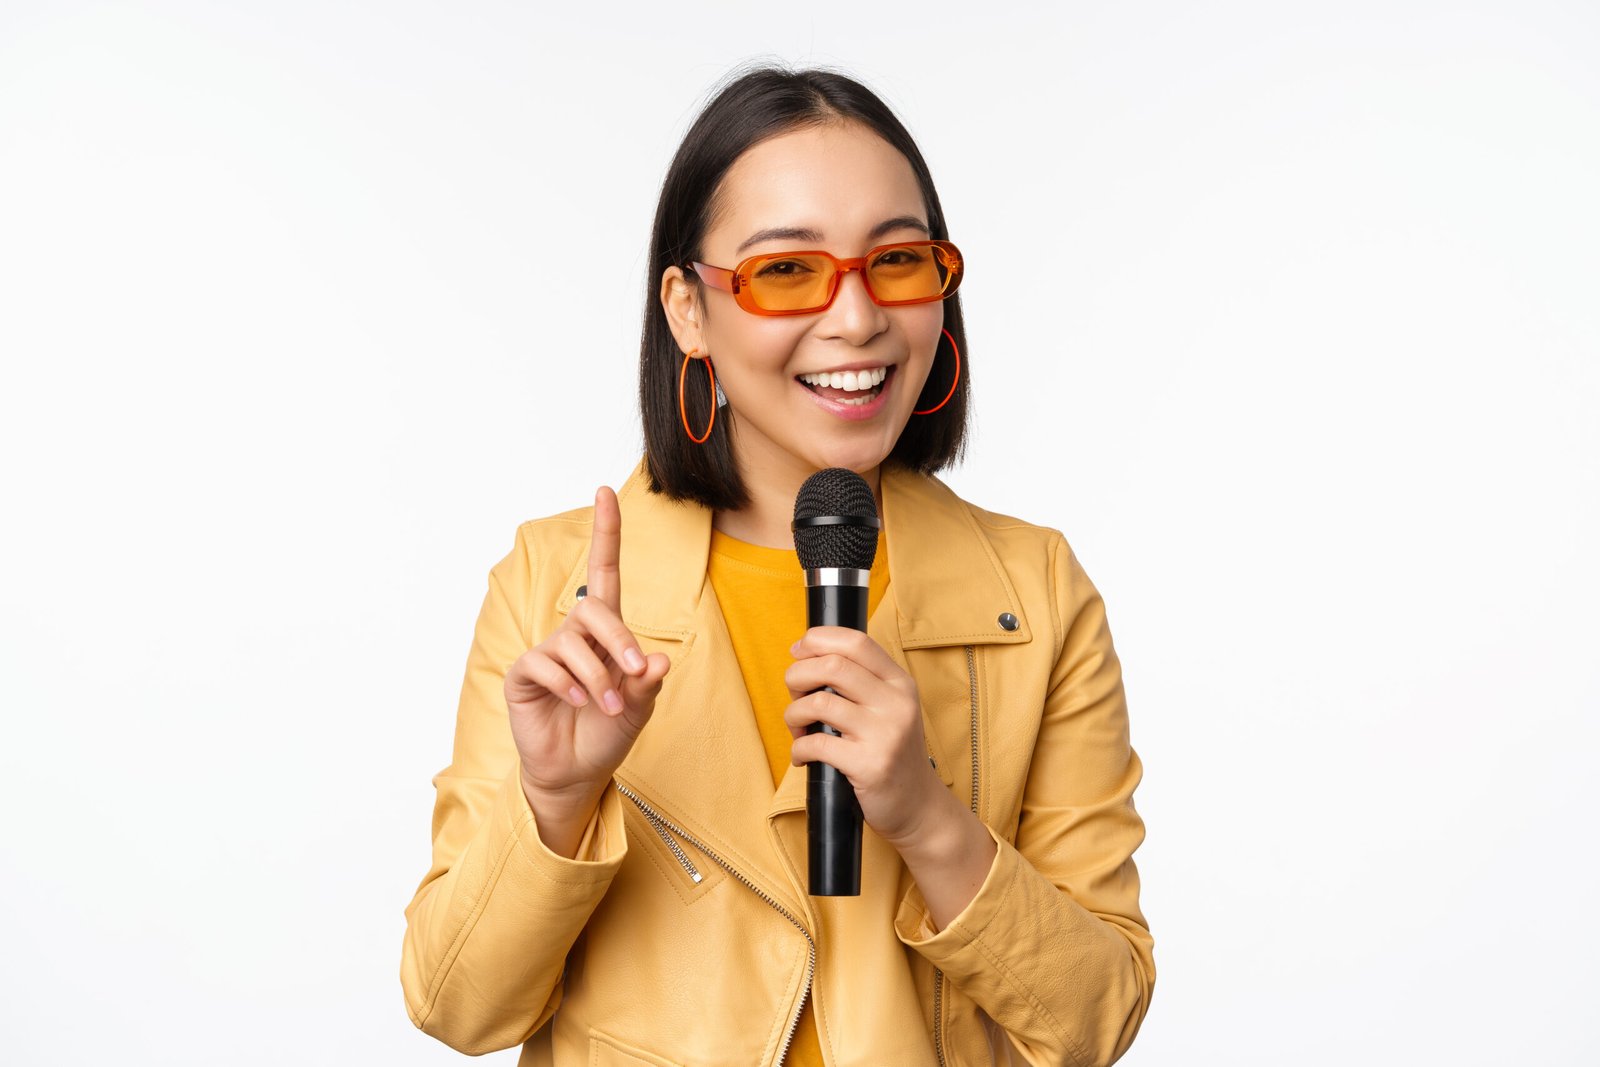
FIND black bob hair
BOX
[640,62,971,511]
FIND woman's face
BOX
[661,121,945,491]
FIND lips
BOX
[795,364,896,420]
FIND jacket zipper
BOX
[615,781,817,1066]
[933,643,981,1067]
[634,796,704,883]
[966,644,981,815]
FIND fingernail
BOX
[623,648,645,673]
[789,641,801,655]
[604,689,624,713]
[568,686,589,707]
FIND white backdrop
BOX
[1,2,1595,1064]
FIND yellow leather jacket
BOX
[400,457,1155,1066]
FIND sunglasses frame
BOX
[685,239,963,316]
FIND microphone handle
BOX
[805,581,868,896]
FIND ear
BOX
[660,266,706,356]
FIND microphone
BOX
[792,467,881,897]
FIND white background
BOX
[1,2,1595,1064]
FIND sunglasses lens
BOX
[747,253,837,312]
[867,242,960,303]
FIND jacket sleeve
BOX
[893,532,1156,1067]
[399,523,629,1055]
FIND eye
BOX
[870,247,927,268]
[756,258,815,277]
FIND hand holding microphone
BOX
[785,468,945,895]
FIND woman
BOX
[400,65,1155,1067]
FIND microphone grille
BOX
[793,468,880,571]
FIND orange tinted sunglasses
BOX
[686,239,964,316]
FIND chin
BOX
[805,440,893,476]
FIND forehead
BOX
[707,123,927,255]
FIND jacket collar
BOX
[555,456,1033,650]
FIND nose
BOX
[823,266,888,344]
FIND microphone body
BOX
[803,567,869,896]
[792,469,881,898]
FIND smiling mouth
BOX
[795,365,895,405]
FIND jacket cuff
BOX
[893,825,1148,1067]
[502,764,627,875]
[892,820,1010,949]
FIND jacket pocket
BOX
[589,1027,682,1067]
[617,786,726,903]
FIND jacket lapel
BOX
[876,464,1033,649]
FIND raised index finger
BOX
[587,485,623,611]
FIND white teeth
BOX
[799,366,888,391]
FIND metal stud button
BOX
[576,584,588,600]
[998,612,1018,631]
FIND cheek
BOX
[709,321,808,389]
[902,310,948,391]
[916,307,947,355]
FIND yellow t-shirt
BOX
[706,525,890,1066]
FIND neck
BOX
[712,448,885,550]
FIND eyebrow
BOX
[734,215,930,256]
